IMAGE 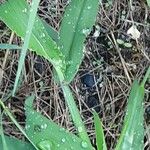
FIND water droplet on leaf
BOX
[77,126,83,133]
[61,138,66,143]
[81,141,88,148]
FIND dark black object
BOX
[145,106,150,115]
[34,57,45,80]
[81,73,95,88]
[86,94,100,113]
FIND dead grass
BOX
[0,0,150,149]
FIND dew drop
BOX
[77,126,83,133]
[81,141,88,148]
[30,9,33,12]
[59,128,65,131]
[42,33,45,37]
[87,6,91,9]
[82,28,90,36]
[41,124,47,129]
[61,138,66,143]
[25,125,30,129]
[72,138,76,142]
[22,8,27,13]
[37,140,52,150]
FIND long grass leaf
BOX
[41,19,59,43]
[115,80,145,150]
[0,112,8,150]
[141,66,150,87]
[61,84,92,147]
[12,0,41,96]
[93,111,107,150]
[0,44,22,50]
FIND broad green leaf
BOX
[0,44,22,50]
[59,0,99,83]
[0,0,65,71]
[25,95,92,150]
[0,135,34,150]
[115,80,144,150]
[93,111,107,150]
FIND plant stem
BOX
[55,67,92,147]
[61,83,92,146]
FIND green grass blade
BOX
[0,135,34,150]
[61,84,92,147]
[115,80,145,150]
[25,95,92,150]
[93,111,107,150]
[12,0,41,96]
[0,44,22,50]
[41,19,59,43]
[0,112,8,150]
[141,66,150,87]
[59,0,99,83]
[0,0,65,73]
[147,0,150,7]
[0,100,38,150]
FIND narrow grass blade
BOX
[0,112,8,150]
[41,19,59,43]
[61,84,92,147]
[115,80,145,150]
[93,111,107,150]
[59,0,99,83]
[12,0,41,96]
[0,100,38,150]
[141,66,150,87]
[0,135,34,150]
[0,44,21,50]
[25,95,92,150]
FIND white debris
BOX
[127,25,140,40]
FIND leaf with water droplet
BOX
[25,95,92,150]
[0,0,65,75]
[37,140,53,150]
[81,141,88,148]
[58,0,99,83]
